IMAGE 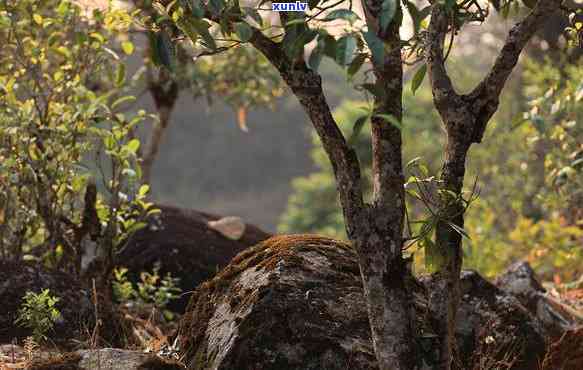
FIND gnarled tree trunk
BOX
[248,6,416,365]
[426,2,562,368]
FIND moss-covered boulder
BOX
[178,235,377,370]
[112,205,271,312]
[0,260,93,348]
[177,235,547,370]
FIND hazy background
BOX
[135,60,359,232]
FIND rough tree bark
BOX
[361,3,416,368]
[426,1,563,368]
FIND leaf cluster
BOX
[15,289,61,342]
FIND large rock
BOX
[0,260,93,348]
[178,235,377,370]
[177,235,547,370]
[27,348,184,370]
[454,270,546,369]
[113,205,271,312]
[495,261,582,338]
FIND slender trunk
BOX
[426,0,562,363]
[142,67,179,186]
[353,220,415,370]
[142,105,173,184]
[429,136,470,369]
[360,7,416,367]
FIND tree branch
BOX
[472,0,563,102]
[247,28,366,233]
[468,0,563,141]
[361,1,406,227]
[426,5,459,116]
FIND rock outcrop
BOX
[27,348,184,370]
[454,270,546,370]
[177,234,547,370]
[495,261,582,338]
[0,260,93,348]
[113,205,271,312]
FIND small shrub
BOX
[15,289,61,342]
[113,265,181,320]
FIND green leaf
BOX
[411,63,427,95]
[33,14,43,25]
[208,0,225,16]
[374,113,401,130]
[150,30,175,70]
[121,40,134,55]
[446,221,472,240]
[56,1,69,15]
[335,35,357,66]
[348,114,370,145]
[125,221,148,236]
[234,22,253,42]
[115,63,126,87]
[406,2,431,34]
[138,184,150,197]
[192,19,216,49]
[90,32,106,44]
[531,115,545,133]
[191,2,205,18]
[175,18,199,44]
[320,32,338,60]
[284,18,308,27]
[347,53,367,79]
[283,27,317,59]
[242,7,262,25]
[308,38,325,71]
[323,9,360,24]
[380,0,397,32]
[126,139,140,153]
[112,96,136,110]
[363,30,385,68]
[444,0,456,12]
